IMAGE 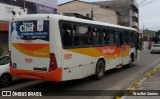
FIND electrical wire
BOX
[138,0,148,5]
[139,0,159,7]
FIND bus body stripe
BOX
[12,43,50,58]
[67,45,130,59]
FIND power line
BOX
[139,0,159,7]
[138,0,148,5]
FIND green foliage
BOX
[143,29,155,38]
[0,47,4,56]
[152,37,159,43]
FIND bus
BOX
[9,14,139,82]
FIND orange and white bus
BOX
[9,14,139,82]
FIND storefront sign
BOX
[0,21,9,31]
[26,0,58,8]
[36,4,57,14]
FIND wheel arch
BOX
[96,56,106,68]
[0,73,12,78]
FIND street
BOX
[1,50,160,99]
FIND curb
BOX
[115,64,160,99]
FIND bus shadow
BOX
[11,79,32,86]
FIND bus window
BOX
[123,31,127,44]
[115,31,122,47]
[131,32,134,43]
[108,29,115,45]
[92,27,98,46]
[61,23,73,48]
[74,25,90,47]
[95,28,107,46]
[105,29,109,45]
[128,32,133,44]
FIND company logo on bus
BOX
[20,22,35,32]
[102,49,115,54]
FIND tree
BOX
[151,37,159,43]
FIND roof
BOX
[14,14,137,31]
[59,0,102,7]
[93,0,113,7]
[0,0,35,8]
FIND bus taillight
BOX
[49,53,57,72]
[9,51,12,67]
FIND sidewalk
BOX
[125,66,160,99]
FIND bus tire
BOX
[94,60,105,80]
[0,74,12,88]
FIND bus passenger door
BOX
[115,31,123,66]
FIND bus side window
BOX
[105,29,109,45]
[61,23,73,47]
[108,29,115,45]
[94,27,106,46]
[131,32,134,43]
[128,32,132,44]
[74,25,90,46]
[92,27,98,45]
[123,31,127,44]
[115,31,122,47]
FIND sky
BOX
[58,0,160,31]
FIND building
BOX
[58,0,120,25]
[0,3,28,56]
[0,0,58,14]
[0,0,58,56]
[0,20,9,56]
[95,0,139,30]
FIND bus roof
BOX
[13,14,137,32]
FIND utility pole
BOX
[91,8,93,20]
[142,25,144,38]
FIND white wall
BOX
[0,3,27,21]
[26,0,58,8]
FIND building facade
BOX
[0,3,27,56]
[0,0,58,56]
[58,0,120,25]
[95,0,139,30]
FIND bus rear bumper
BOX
[10,67,62,82]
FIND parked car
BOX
[0,55,12,88]
[151,44,160,54]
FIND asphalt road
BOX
[1,50,160,99]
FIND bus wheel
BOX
[0,74,12,88]
[95,60,105,80]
